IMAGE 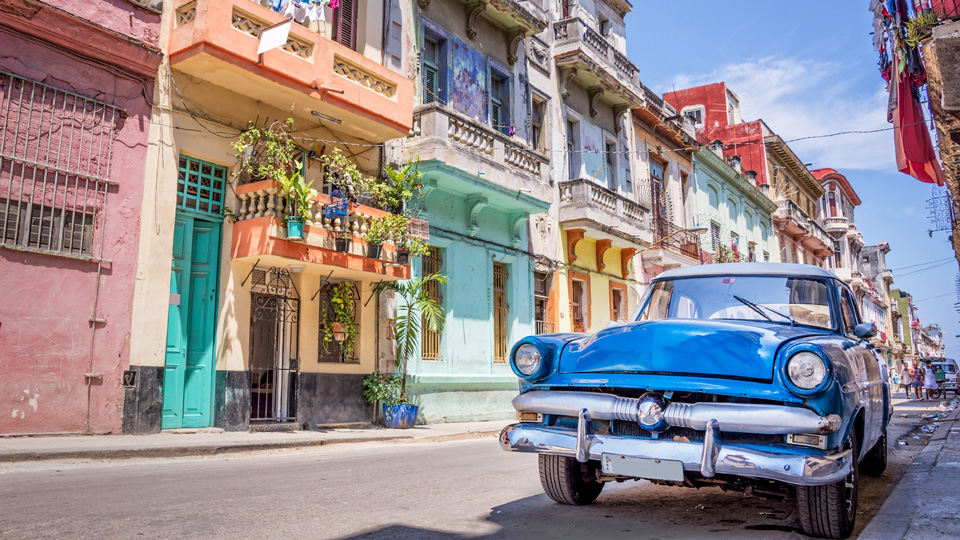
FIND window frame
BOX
[421,33,445,105]
[489,68,511,135]
[332,0,359,51]
[569,271,590,332]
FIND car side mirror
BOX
[854,322,877,340]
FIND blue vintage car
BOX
[500,263,891,539]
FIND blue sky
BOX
[625,2,959,356]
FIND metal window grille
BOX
[421,247,443,360]
[0,71,120,260]
[177,156,226,218]
[493,262,509,363]
[710,222,721,252]
[763,251,770,262]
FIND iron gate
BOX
[249,268,300,423]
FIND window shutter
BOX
[333,0,357,51]
[491,100,502,131]
[423,64,438,103]
[710,222,721,251]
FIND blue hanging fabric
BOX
[272,0,284,12]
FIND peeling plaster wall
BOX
[0,14,157,435]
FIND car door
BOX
[838,285,883,450]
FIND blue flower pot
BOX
[286,217,304,240]
[383,404,419,428]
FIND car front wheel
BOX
[861,429,887,476]
[797,431,858,539]
[538,454,604,505]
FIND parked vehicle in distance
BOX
[500,263,891,539]
[922,357,959,395]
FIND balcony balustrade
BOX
[558,179,648,246]
[552,17,643,110]
[231,180,412,279]
[408,103,551,204]
[652,218,701,261]
[169,0,413,141]
[822,216,849,237]
[775,199,833,257]
[535,320,555,335]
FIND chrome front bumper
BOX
[500,416,852,486]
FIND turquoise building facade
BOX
[692,149,780,262]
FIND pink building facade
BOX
[0,0,162,434]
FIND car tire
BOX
[861,429,887,477]
[797,430,858,539]
[538,454,604,506]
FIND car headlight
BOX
[514,343,542,376]
[786,352,827,390]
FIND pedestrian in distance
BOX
[910,364,923,399]
[923,360,938,400]
[900,364,913,399]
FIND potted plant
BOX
[396,236,431,265]
[363,213,408,260]
[275,165,317,241]
[364,161,424,214]
[361,373,413,428]
[321,282,357,360]
[366,273,448,427]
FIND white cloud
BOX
[664,57,893,171]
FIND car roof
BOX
[654,263,839,281]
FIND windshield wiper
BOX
[733,295,795,325]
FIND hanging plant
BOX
[232,118,298,184]
[712,245,740,264]
[905,11,940,48]
[321,282,358,359]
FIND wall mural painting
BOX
[450,38,487,123]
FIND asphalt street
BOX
[0,399,932,539]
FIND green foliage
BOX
[906,11,940,48]
[232,118,297,184]
[362,372,405,406]
[321,282,358,359]
[275,164,318,222]
[374,273,448,401]
[365,161,424,211]
[321,148,366,202]
[400,236,431,258]
[363,213,408,245]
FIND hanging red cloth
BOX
[891,53,946,185]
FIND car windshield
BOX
[636,276,834,329]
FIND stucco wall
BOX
[0,26,155,434]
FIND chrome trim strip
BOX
[840,380,883,393]
[499,423,852,486]
[513,391,841,434]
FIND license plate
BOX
[601,454,684,481]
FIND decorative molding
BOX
[526,36,550,74]
[507,29,524,66]
[418,177,438,219]
[620,248,637,279]
[566,228,586,264]
[559,67,578,100]
[613,104,629,135]
[510,213,527,248]
[588,87,604,118]
[595,239,613,272]
[466,195,489,237]
[465,1,485,40]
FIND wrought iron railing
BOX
[653,218,700,260]
[923,0,960,19]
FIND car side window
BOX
[839,289,858,335]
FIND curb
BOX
[0,429,502,463]
[859,407,960,540]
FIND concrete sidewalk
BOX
[861,399,960,540]
[0,420,508,462]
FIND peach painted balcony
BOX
[231,181,413,280]
[170,0,413,142]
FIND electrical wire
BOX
[889,257,957,271]
[893,260,957,277]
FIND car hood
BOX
[558,319,825,382]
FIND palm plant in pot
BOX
[364,273,448,428]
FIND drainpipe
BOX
[85,187,110,433]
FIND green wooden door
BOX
[162,214,221,429]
